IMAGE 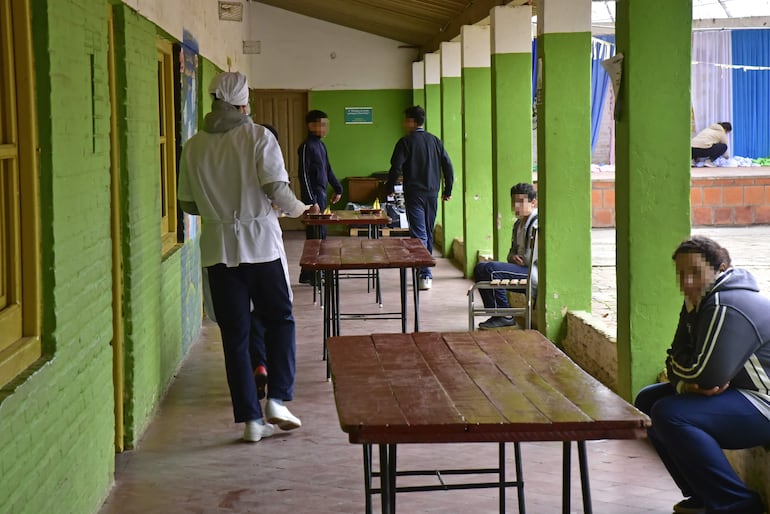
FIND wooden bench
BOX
[327,330,650,514]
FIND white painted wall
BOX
[123,1,414,90]
[243,2,415,90]
[122,0,252,74]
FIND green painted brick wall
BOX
[440,76,463,256]
[0,1,114,513]
[113,4,202,446]
[199,57,221,128]
[492,52,533,260]
[113,4,165,446]
[462,67,493,277]
[309,89,412,203]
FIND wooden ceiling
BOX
[254,0,532,53]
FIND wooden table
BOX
[302,210,393,303]
[302,210,392,237]
[300,238,435,378]
[327,330,651,514]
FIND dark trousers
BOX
[473,261,529,309]
[635,382,769,513]
[207,260,296,423]
[300,189,327,282]
[405,192,437,279]
[692,143,727,162]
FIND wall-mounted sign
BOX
[344,107,373,124]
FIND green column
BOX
[491,6,533,260]
[424,53,442,136]
[615,0,692,400]
[440,42,464,257]
[536,0,592,341]
[461,25,493,278]
[412,61,425,107]
[424,52,444,239]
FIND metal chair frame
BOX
[468,227,538,331]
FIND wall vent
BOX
[218,1,243,22]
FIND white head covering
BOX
[209,71,250,107]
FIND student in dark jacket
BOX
[473,183,538,330]
[385,106,454,291]
[298,110,343,285]
[635,236,770,514]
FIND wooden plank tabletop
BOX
[300,238,436,271]
[327,330,650,444]
[302,210,392,226]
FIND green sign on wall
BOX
[344,106,373,124]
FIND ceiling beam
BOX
[421,0,532,54]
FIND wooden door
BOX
[250,90,308,231]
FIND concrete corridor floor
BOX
[99,227,770,514]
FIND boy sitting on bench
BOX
[473,182,538,330]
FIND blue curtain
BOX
[731,30,770,158]
[591,35,614,154]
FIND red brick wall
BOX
[590,174,770,227]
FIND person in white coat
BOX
[178,72,319,442]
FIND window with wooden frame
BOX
[0,0,41,390]
[157,40,177,253]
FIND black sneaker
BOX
[478,316,517,330]
[673,498,705,514]
[298,274,316,286]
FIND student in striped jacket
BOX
[635,236,770,514]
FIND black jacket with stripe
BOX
[667,268,770,401]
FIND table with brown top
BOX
[327,329,651,514]
[300,238,435,378]
[302,210,393,304]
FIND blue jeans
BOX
[208,260,296,423]
[635,383,770,513]
[473,261,529,309]
[405,193,437,279]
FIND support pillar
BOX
[424,52,444,236]
[412,61,424,107]
[461,24,492,278]
[440,42,463,257]
[424,53,442,135]
[615,0,692,400]
[491,5,533,259]
[535,0,592,341]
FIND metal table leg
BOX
[412,267,420,332]
[379,444,392,514]
[399,268,407,333]
[562,441,571,514]
[514,442,526,513]
[364,444,373,514]
[389,444,397,512]
[578,441,592,514]
[499,443,506,514]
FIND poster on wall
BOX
[176,29,200,241]
[344,107,373,124]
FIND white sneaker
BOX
[242,420,275,442]
[265,399,302,431]
[418,277,432,290]
[704,160,717,168]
